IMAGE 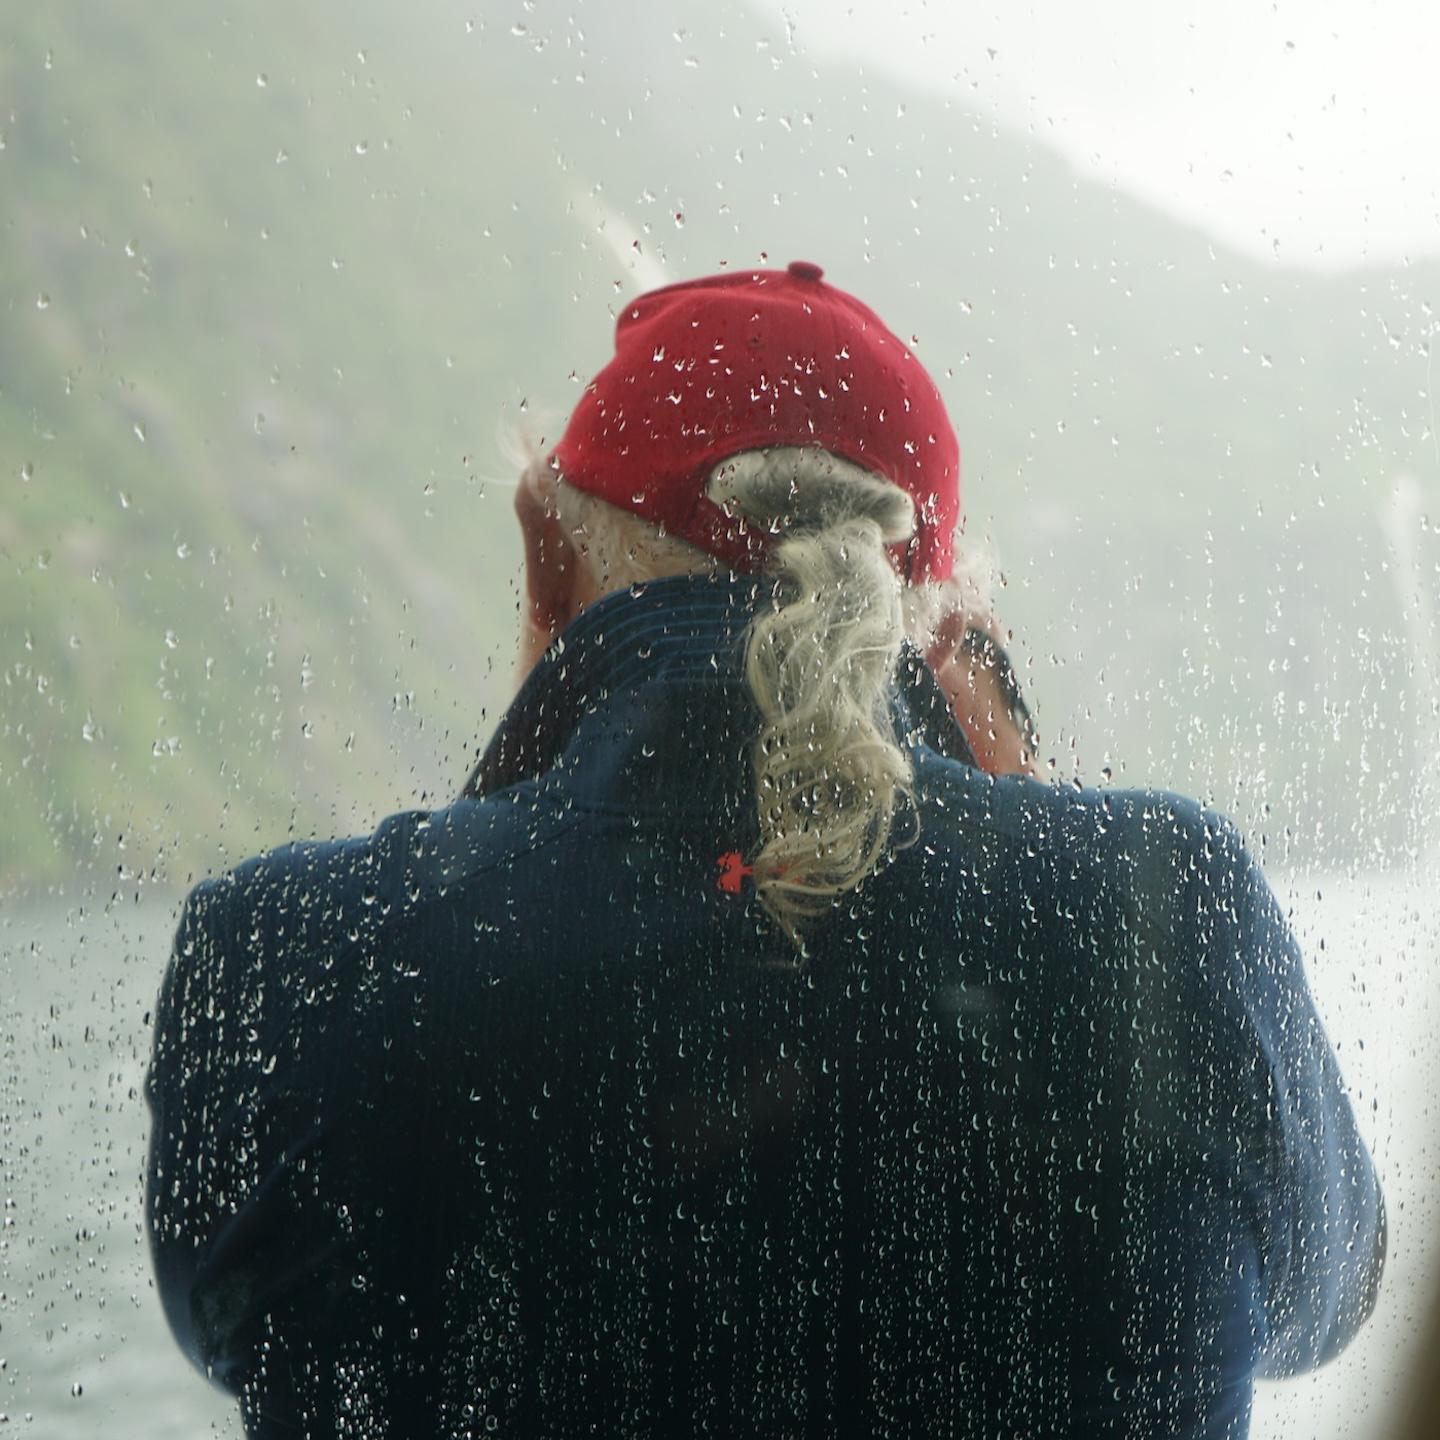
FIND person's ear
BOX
[514,460,582,676]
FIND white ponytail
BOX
[707,450,917,946]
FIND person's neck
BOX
[470,573,979,805]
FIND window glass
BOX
[2,3,1433,1434]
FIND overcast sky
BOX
[765,0,1440,270]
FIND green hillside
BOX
[2,0,1435,893]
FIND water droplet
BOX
[70,1383,82,1399]
[20,461,33,482]
[256,72,268,88]
[164,629,178,649]
[133,421,146,443]
[36,293,50,310]
[354,139,369,156]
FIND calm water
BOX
[3,867,1435,1438]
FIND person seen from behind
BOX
[146,259,1384,1439]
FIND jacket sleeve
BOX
[1208,823,1386,1376]
[145,878,233,1374]
[143,831,443,1405]
[145,864,353,1397]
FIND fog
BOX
[769,0,1440,268]
[1,2,1436,1434]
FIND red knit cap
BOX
[552,261,960,582]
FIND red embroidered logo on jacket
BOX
[715,851,754,894]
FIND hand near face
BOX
[924,607,1038,778]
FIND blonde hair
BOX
[549,448,985,949]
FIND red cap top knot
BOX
[552,262,961,582]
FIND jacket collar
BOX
[462,572,977,807]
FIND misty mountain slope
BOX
[1,0,1433,889]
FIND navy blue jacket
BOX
[146,573,1384,1439]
